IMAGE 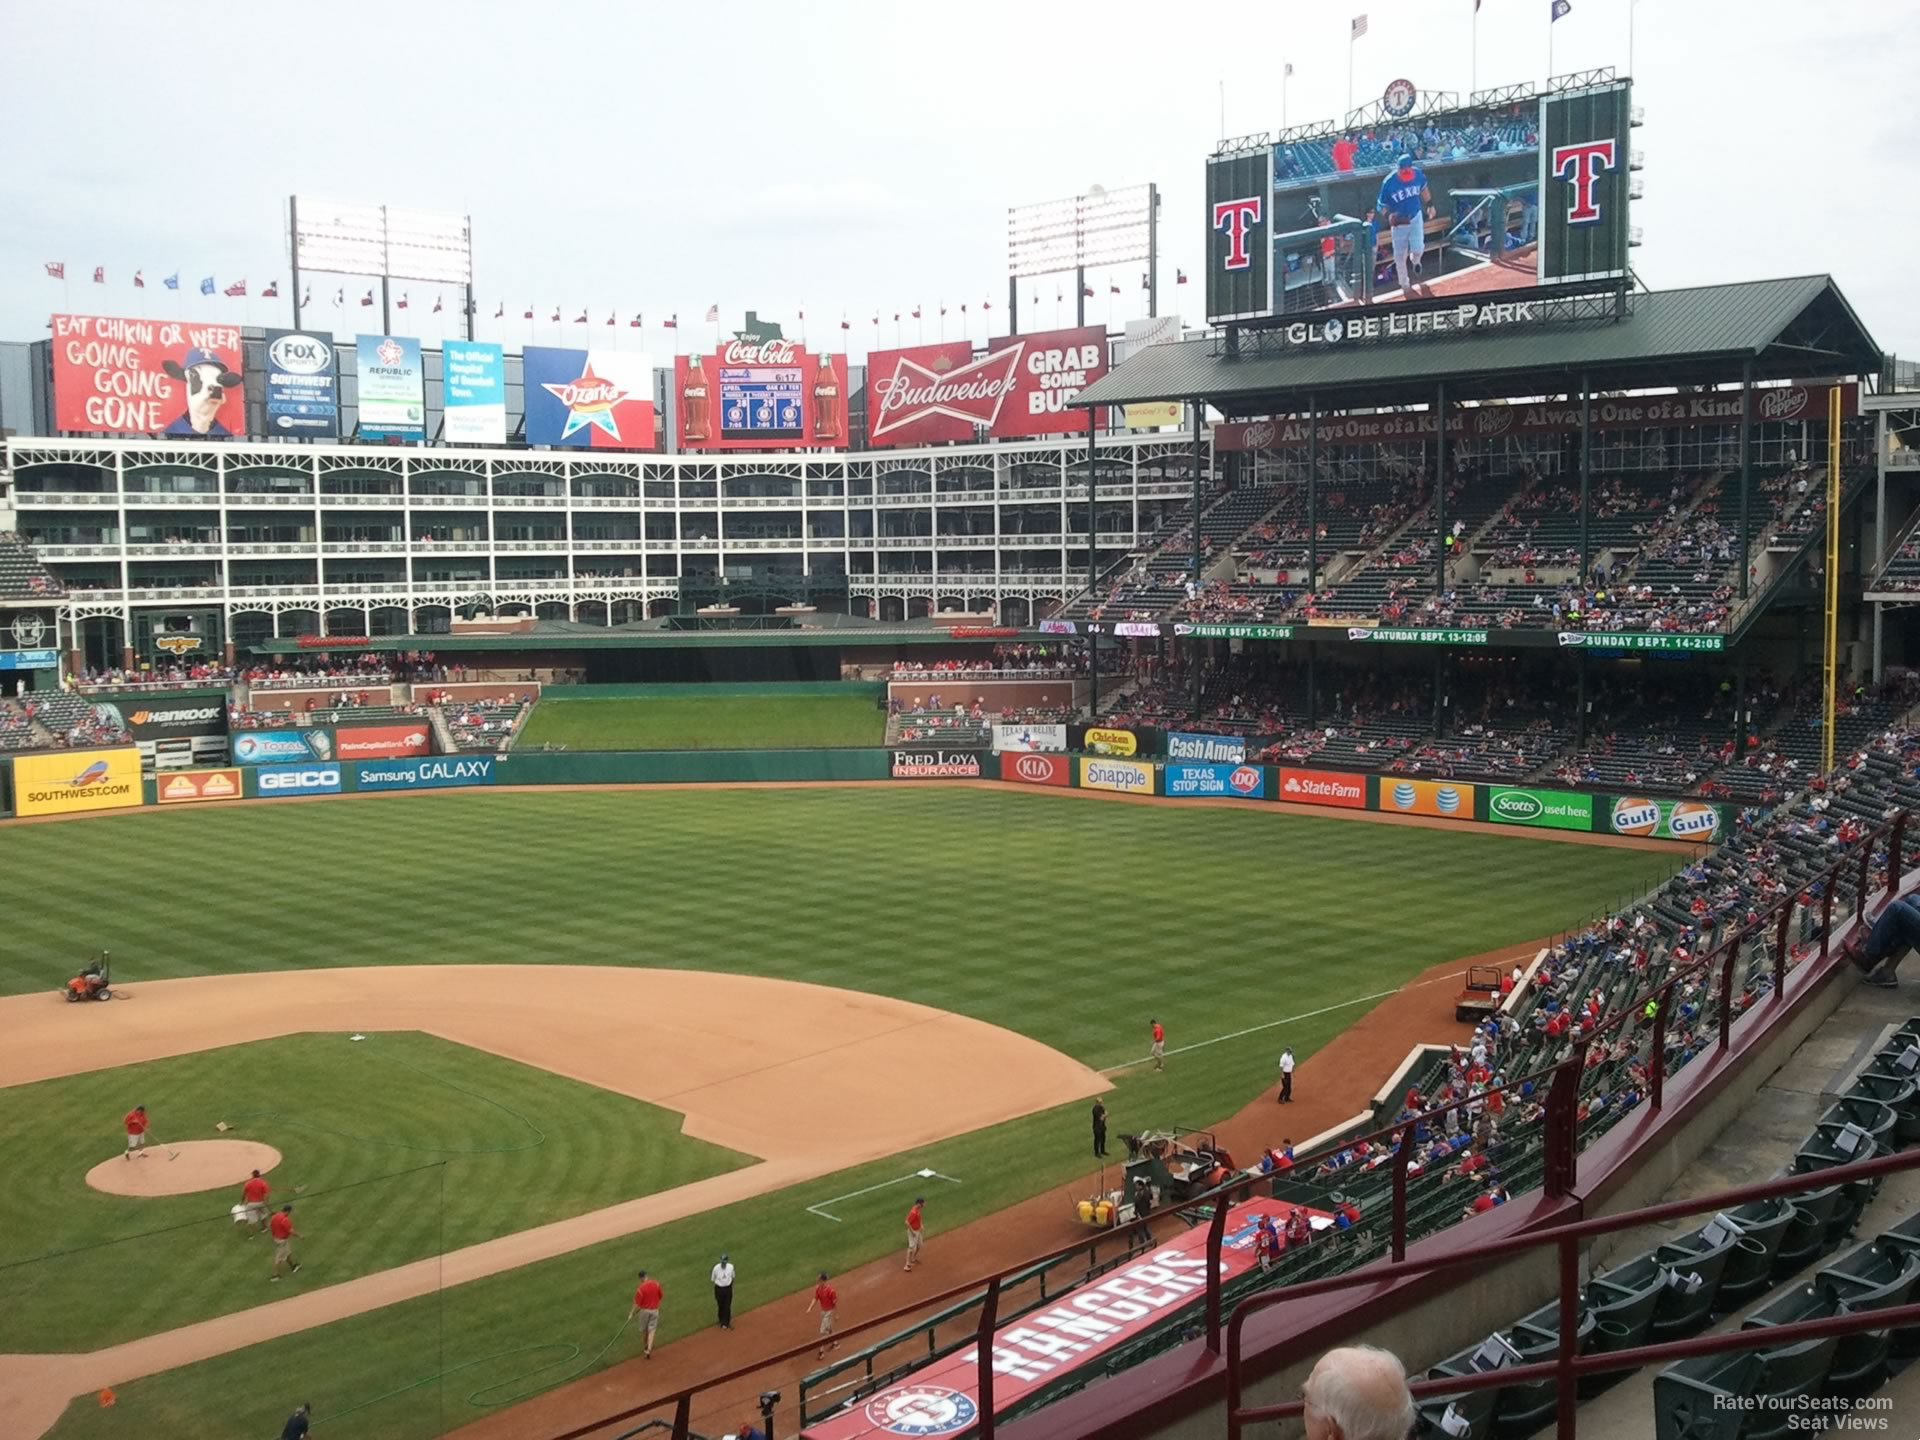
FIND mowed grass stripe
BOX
[518,695,886,750]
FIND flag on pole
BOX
[496,303,506,318]
[663,314,678,328]
[44,262,65,279]
[397,293,409,310]
[1108,283,1121,295]
[840,318,851,330]
[301,288,311,307]
[263,281,279,298]
[1552,0,1570,16]
[1351,12,1367,37]
[164,273,180,290]
[573,309,588,323]
[871,315,879,326]
[940,304,947,316]
[333,288,344,307]
[1177,270,1189,284]
[704,304,719,322]
[134,271,146,289]
[1284,62,1294,76]
[960,303,968,313]
[432,295,444,313]
[200,276,216,295]
[605,312,615,326]
[983,299,991,310]
[1082,285,1095,298]
[224,280,246,297]
[1141,274,1150,290]
[361,290,375,306]
[92,266,105,284]
[629,313,642,327]
[911,307,922,319]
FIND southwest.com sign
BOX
[13,747,143,816]
[355,757,496,791]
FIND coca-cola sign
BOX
[673,344,848,452]
[721,338,800,366]
[984,325,1110,439]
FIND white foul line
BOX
[806,1168,963,1223]
[1099,974,1458,1075]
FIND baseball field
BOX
[516,688,887,750]
[0,786,1680,1439]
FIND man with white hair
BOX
[1302,1344,1416,1440]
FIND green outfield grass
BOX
[516,693,886,750]
[0,788,1680,1439]
[0,1032,748,1351]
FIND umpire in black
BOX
[1092,1100,1109,1158]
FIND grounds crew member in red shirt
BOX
[269,1205,302,1280]
[124,1104,148,1159]
[805,1271,839,1359]
[242,1170,273,1234]
[1150,1020,1166,1072]
[629,1270,664,1358]
[904,1197,925,1271]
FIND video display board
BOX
[672,340,847,451]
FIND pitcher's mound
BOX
[86,1140,283,1197]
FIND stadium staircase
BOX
[428,708,459,754]
[0,530,62,599]
[1866,505,1920,596]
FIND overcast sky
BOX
[3,0,1914,359]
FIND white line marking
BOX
[1099,974,1459,1074]
[806,1170,962,1223]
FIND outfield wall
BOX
[0,744,1719,845]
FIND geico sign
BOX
[260,768,340,792]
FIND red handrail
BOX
[1225,1146,1920,1437]
[544,810,1909,1440]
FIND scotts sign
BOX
[865,327,1108,446]
[1213,385,1858,452]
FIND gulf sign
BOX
[1004,752,1069,787]
[53,315,244,436]
[1610,797,1721,842]
[1079,758,1153,794]
[1165,762,1264,799]
[334,724,432,760]
[12,747,143,816]
[1383,778,1475,819]
[1276,767,1366,810]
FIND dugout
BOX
[1073,275,1888,741]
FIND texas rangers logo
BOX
[863,1385,980,1436]
[1381,78,1418,118]
[1212,196,1262,270]
[1550,139,1617,225]
[541,365,632,440]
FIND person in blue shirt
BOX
[1366,153,1435,297]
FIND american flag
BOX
[224,279,246,297]
[44,261,65,279]
[93,266,105,283]
[1351,13,1368,38]
[704,304,719,322]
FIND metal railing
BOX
[539,811,1909,1440]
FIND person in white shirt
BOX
[1278,1047,1296,1104]
[711,1253,736,1330]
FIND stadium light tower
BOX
[1007,183,1158,337]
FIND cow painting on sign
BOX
[161,346,241,437]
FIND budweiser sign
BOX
[721,338,799,365]
[870,345,1022,441]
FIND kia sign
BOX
[890,748,986,780]
[1005,752,1069,787]
[1276,767,1366,809]
[334,724,433,760]
[264,328,341,437]
[1165,762,1265,799]
[257,764,342,795]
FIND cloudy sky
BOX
[3,0,1913,357]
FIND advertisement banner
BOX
[865,340,982,447]
[1080,757,1153,794]
[354,334,425,441]
[1174,624,1294,640]
[1166,731,1247,765]
[523,346,659,450]
[355,756,496,791]
[1608,796,1722,842]
[233,729,335,765]
[984,326,1108,438]
[991,723,1067,754]
[257,764,343,796]
[1003,752,1069,787]
[1557,631,1726,653]
[263,328,341,437]
[1083,727,1139,757]
[1489,786,1594,832]
[0,650,60,671]
[1276,767,1367,809]
[1348,627,1489,645]
[1123,402,1184,430]
[52,314,244,436]
[1381,777,1476,819]
[12,747,143,817]
[334,723,433,760]
[890,748,986,780]
[673,340,847,451]
[442,340,506,445]
[155,768,243,804]
[93,693,230,776]
[1165,762,1266,799]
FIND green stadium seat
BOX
[1491,1309,1594,1438]
[1846,1071,1920,1145]
[1653,1350,1765,1440]
[1771,1184,1845,1279]
[1649,1229,1740,1338]
[1714,1200,1799,1309]
[1817,1241,1920,1389]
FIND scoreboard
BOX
[720,364,804,439]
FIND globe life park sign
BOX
[1275,298,1546,350]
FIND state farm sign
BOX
[866,327,1109,446]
